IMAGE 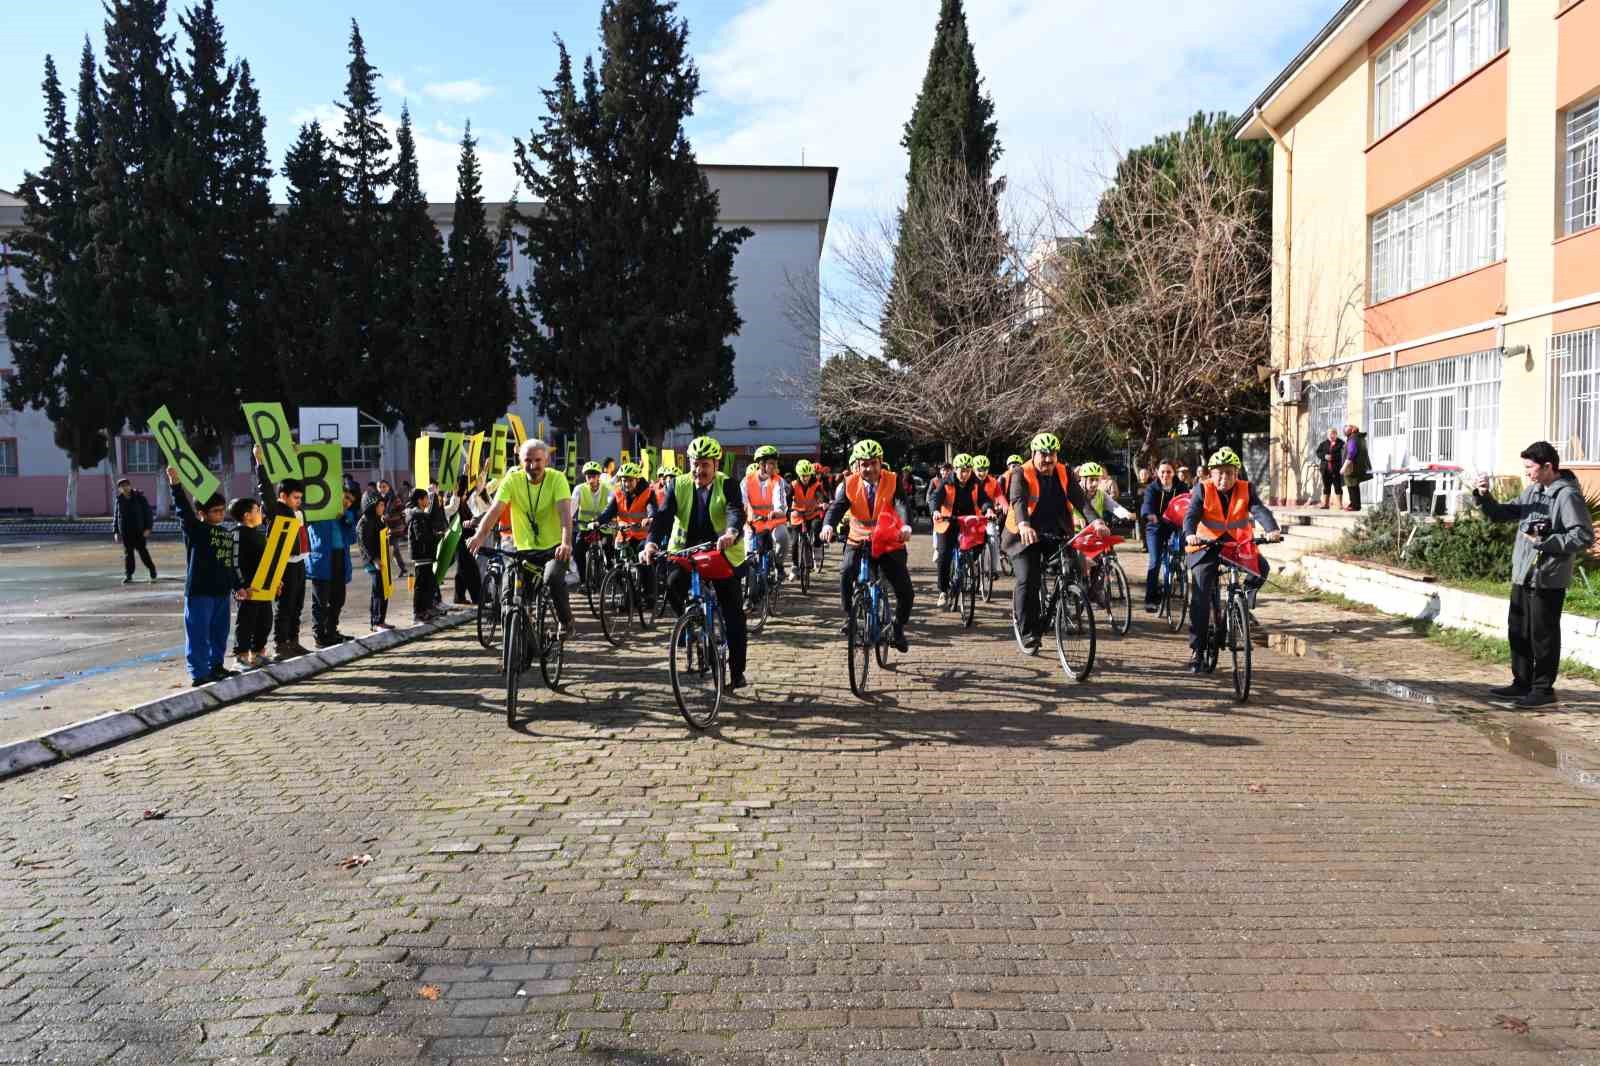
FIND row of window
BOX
[1370,148,1505,304]
[1373,0,1506,139]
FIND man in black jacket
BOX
[253,446,309,659]
[112,479,157,584]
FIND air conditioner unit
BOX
[1274,371,1303,406]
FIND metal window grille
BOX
[1567,99,1599,236]
[0,440,16,478]
[1373,0,1503,137]
[1552,328,1600,463]
[1364,349,1500,470]
[1369,147,1504,303]
[123,438,162,474]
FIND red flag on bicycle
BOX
[870,509,903,559]
[956,514,987,551]
[1220,537,1263,577]
[1161,495,1189,528]
[1069,528,1123,561]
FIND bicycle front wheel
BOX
[847,591,872,698]
[504,609,527,727]
[1165,569,1188,634]
[1227,596,1252,703]
[598,567,635,647]
[960,558,978,628]
[874,592,893,668]
[477,570,501,650]
[536,587,564,689]
[982,551,996,602]
[797,537,812,595]
[669,606,722,729]
[1055,584,1096,683]
[1106,559,1132,637]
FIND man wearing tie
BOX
[822,439,915,652]
[642,436,750,691]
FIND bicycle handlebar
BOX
[475,546,554,562]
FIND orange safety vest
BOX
[934,476,983,533]
[1005,463,1073,535]
[614,484,654,541]
[790,478,825,524]
[844,471,899,546]
[980,474,1005,510]
[743,474,785,533]
[1193,479,1252,550]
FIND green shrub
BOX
[1403,509,1516,582]
[1333,502,1416,567]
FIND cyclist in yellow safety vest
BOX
[571,461,614,587]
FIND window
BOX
[1373,0,1504,138]
[1365,349,1501,472]
[0,368,14,410]
[0,439,16,478]
[123,437,162,474]
[1552,328,1600,462]
[1566,98,1599,236]
[1369,147,1504,303]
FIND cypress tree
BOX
[439,121,515,432]
[383,104,447,435]
[333,20,393,406]
[229,59,277,405]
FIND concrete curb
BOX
[0,612,474,782]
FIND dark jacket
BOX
[255,461,309,568]
[307,504,358,583]
[407,504,440,565]
[112,490,153,541]
[1476,470,1596,589]
[1181,480,1280,543]
[172,485,241,598]
[1344,432,1373,480]
[1001,464,1102,558]
[1315,437,1344,475]
[236,523,267,590]
[1140,479,1192,530]
[356,501,386,574]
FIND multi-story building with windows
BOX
[1234,0,1600,503]
[0,165,834,516]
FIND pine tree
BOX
[382,104,447,435]
[333,20,393,406]
[228,59,277,405]
[440,121,515,432]
[513,0,750,446]
[4,51,124,515]
[883,0,1003,362]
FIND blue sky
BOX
[6,0,1333,286]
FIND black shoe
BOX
[1488,684,1528,700]
[208,667,239,682]
[1143,602,1157,614]
[149,571,158,582]
[1515,690,1557,708]
[839,622,851,637]
[1023,631,1042,651]
[727,673,749,691]
[892,627,909,654]
[313,636,337,649]
[191,676,211,688]
[122,576,133,585]
[1188,653,1205,674]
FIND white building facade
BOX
[0,164,834,516]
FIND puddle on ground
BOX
[1450,711,1600,794]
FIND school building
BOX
[1234,0,1600,504]
[0,164,835,516]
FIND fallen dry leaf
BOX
[59,794,76,802]
[337,853,372,870]
[1496,1015,1531,1035]
[141,809,166,820]
[417,985,442,1001]
[1246,783,1267,794]
[1428,1025,1446,1038]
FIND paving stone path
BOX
[3,539,1599,1065]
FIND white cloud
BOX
[422,78,496,105]
[388,75,412,99]
[694,0,1320,222]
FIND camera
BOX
[1527,518,1552,538]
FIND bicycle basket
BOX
[957,514,987,551]
[1219,538,1263,577]
[1069,528,1123,560]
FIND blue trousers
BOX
[1145,523,1177,604]
[184,594,231,681]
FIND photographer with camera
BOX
[1473,441,1594,708]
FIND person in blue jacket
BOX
[1138,459,1190,612]
[307,486,359,647]
[165,467,244,686]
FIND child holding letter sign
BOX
[165,467,245,686]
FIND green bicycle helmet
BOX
[794,459,815,478]
[619,462,643,479]
[581,461,602,476]
[1208,446,1242,469]
[754,444,780,461]
[1029,432,1061,454]
[685,435,722,461]
[849,439,885,463]
[746,462,760,476]
[1077,461,1106,479]
[657,464,679,478]
[1006,454,1024,466]
[952,452,973,469]
[972,456,991,472]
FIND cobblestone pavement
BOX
[4,538,1600,1065]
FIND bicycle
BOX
[1011,532,1095,682]
[846,550,896,698]
[477,546,566,727]
[789,512,821,595]
[948,514,987,629]
[576,527,616,617]
[598,534,655,647]
[743,532,783,634]
[1190,536,1272,703]
[663,542,733,730]
[1075,529,1132,637]
[983,512,1003,601]
[476,550,505,650]
[1157,528,1188,634]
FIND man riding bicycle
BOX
[789,460,827,571]
[593,462,659,605]
[642,436,750,691]
[931,453,990,609]
[743,445,791,581]
[571,461,613,589]
[1004,433,1109,650]
[466,438,576,632]
[1181,447,1282,673]
[821,439,914,652]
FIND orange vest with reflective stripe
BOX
[1005,463,1072,534]
[614,485,653,541]
[935,477,982,533]
[790,478,824,522]
[844,471,898,546]
[1198,480,1252,546]
[744,474,784,533]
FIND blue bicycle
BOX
[847,552,895,698]
[742,531,783,634]
[1156,528,1188,634]
[666,542,733,730]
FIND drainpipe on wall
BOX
[1255,106,1293,503]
